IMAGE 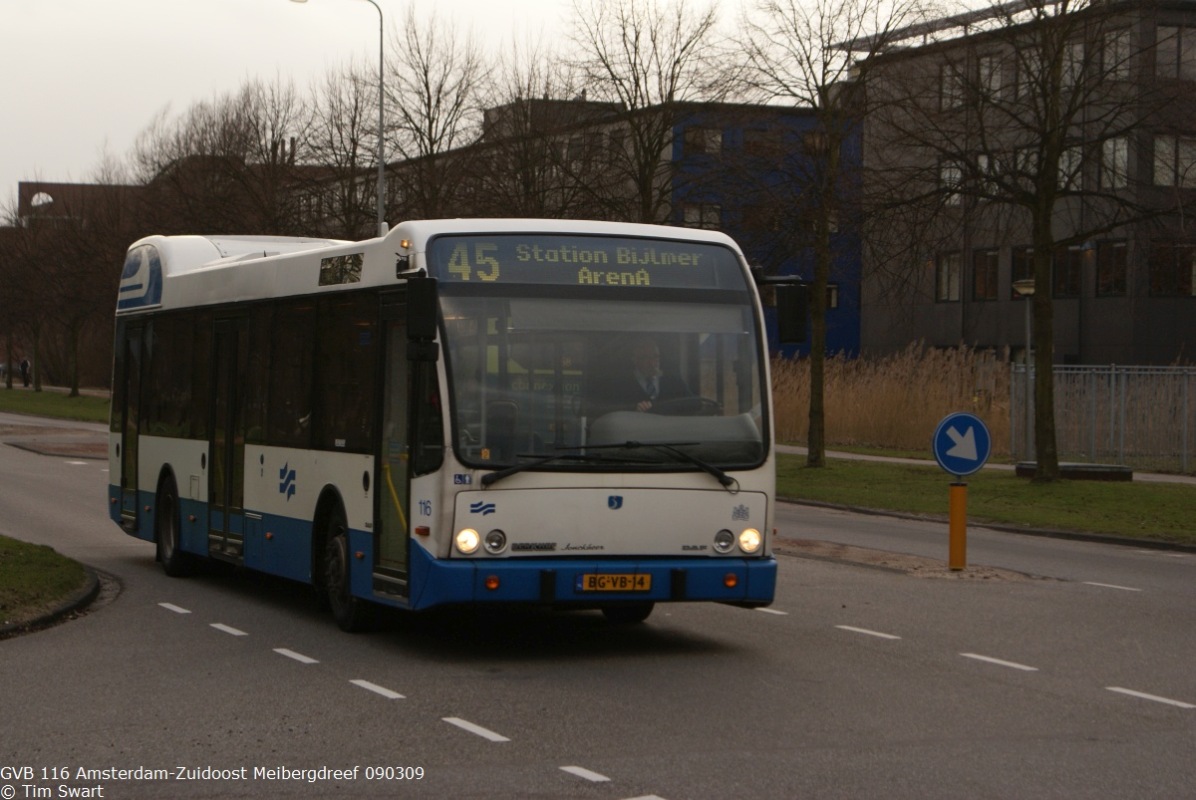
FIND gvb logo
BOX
[470,501,496,516]
[279,463,297,501]
[608,496,624,510]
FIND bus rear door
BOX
[209,317,248,562]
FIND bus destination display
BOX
[427,235,745,290]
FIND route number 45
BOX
[447,243,500,282]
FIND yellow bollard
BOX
[949,482,967,571]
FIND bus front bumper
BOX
[402,547,777,611]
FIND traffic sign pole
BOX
[949,482,967,570]
[932,413,990,573]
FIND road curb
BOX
[0,566,102,640]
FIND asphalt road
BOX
[1,415,1194,799]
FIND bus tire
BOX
[155,476,192,577]
[323,511,372,633]
[601,602,654,624]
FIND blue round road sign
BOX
[932,412,992,477]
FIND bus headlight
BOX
[456,528,480,554]
[713,529,736,553]
[484,529,508,554]
[739,528,762,554]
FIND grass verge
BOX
[0,387,110,424]
[778,454,1196,545]
[0,536,90,631]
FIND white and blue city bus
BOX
[108,219,803,630]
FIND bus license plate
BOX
[576,573,652,592]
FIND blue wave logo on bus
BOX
[279,464,296,500]
[117,245,163,311]
[470,501,496,516]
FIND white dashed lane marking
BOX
[1083,581,1143,592]
[443,717,510,742]
[350,679,404,700]
[837,625,902,640]
[274,648,319,665]
[960,653,1039,672]
[210,623,248,637]
[158,603,191,614]
[561,766,610,782]
[1106,687,1195,709]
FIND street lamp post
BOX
[1012,278,1035,462]
[291,0,388,238]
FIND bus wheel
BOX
[601,602,654,624]
[156,477,192,577]
[323,517,372,632]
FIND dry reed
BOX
[772,342,1012,455]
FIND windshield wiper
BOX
[480,449,645,487]
[586,441,738,491]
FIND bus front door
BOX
[374,311,413,597]
[117,324,143,533]
[209,319,247,562]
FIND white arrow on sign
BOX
[946,426,978,460]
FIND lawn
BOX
[0,536,90,632]
[777,454,1196,545]
[0,387,110,424]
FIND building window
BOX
[1016,52,1042,100]
[941,161,963,206]
[802,129,831,156]
[1100,137,1129,189]
[1157,25,1196,80]
[936,252,961,301]
[978,54,1005,100]
[972,249,999,300]
[1105,28,1131,81]
[1154,135,1196,187]
[743,203,782,233]
[1059,145,1083,191]
[1063,41,1085,89]
[744,128,782,159]
[1053,245,1083,297]
[1149,242,1196,296]
[826,284,840,309]
[940,62,966,109]
[1097,240,1128,296]
[682,203,721,229]
[683,126,723,156]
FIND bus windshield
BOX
[432,235,766,472]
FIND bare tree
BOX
[866,0,1178,480]
[300,63,381,238]
[469,37,617,218]
[54,166,141,394]
[569,0,731,222]
[386,5,487,218]
[130,77,308,235]
[739,0,931,467]
[230,78,310,235]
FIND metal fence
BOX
[1011,365,1196,473]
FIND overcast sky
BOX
[0,0,581,209]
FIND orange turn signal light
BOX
[724,573,739,588]
[484,575,500,591]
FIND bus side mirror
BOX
[407,277,438,340]
[407,277,440,361]
[776,283,808,345]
